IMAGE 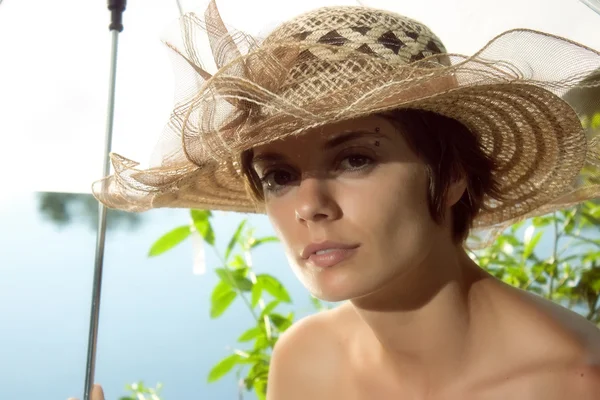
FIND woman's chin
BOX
[304,275,377,303]
[310,289,350,303]
[291,258,385,303]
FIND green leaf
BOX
[523,231,543,260]
[148,225,191,257]
[523,225,535,246]
[242,227,258,250]
[255,379,268,400]
[583,251,600,265]
[582,212,600,226]
[251,282,263,308]
[564,216,576,235]
[260,300,281,318]
[249,236,279,249]
[532,263,545,276]
[211,280,231,303]
[257,274,292,303]
[505,266,529,287]
[210,282,237,318]
[121,381,164,399]
[254,335,270,351]
[269,313,293,331]
[245,362,270,390]
[191,209,215,245]
[225,219,247,261]
[130,381,146,392]
[543,261,557,276]
[237,279,254,292]
[230,254,247,269]
[591,112,600,130]
[532,216,553,228]
[310,296,324,311]
[207,354,241,382]
[215,268,253,291]
[238,326,264,342]
[503,234,522,247]
[235,277,254,291]
[191,209,212,219]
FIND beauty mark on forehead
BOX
[323,129,386,150]
[252,128,388,166]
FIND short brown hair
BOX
[240,109,503,243]
[379,109,503,243]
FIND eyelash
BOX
[259,151,376,194]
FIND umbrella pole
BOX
[83,2,126,399]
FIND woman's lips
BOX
[307,247,358,268]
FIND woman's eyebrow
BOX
[323,130,388,150]
[251,152,287,166]
[252,130,387,166]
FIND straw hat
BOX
[92,0,600,243]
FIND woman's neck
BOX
[349,247,493,392]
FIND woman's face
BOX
[251,114,458,302]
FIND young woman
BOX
[85,1,600,399]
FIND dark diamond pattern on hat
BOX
[377,30,405,54]
[292,49,320,78]
[355,43,378,56]
[426,40,443,54]
[406,31,419,41]
[297,48,318,61]
[350,26,371,35]
[293,31,312,41]
[317,30,348,46]
[409,52,425,63]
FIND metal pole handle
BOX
[84,2,126,399]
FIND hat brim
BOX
[92,25,600,246]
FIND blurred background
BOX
[0,0,599,399]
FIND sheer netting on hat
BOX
[92,0,600,248]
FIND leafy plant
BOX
[470,200,600,323]
[581,111,600,131]
[119,381,163,400]
[147,210,296,399]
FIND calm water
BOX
[0,192,316,400]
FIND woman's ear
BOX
[446,173,468,209]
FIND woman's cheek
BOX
[266,201,296,250]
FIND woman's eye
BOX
[339,154,373,170]
[261,169,296,192]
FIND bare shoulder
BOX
[486,280,600,398]
[266,304,352,400]
[500,282,600,355]
[562,363,600,399]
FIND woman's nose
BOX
[294,177,341,224]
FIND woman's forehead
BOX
[254,114,393,152]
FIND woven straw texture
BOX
[92,0,600,246]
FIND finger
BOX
[92,384,105,400]
[67,384,104,400]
